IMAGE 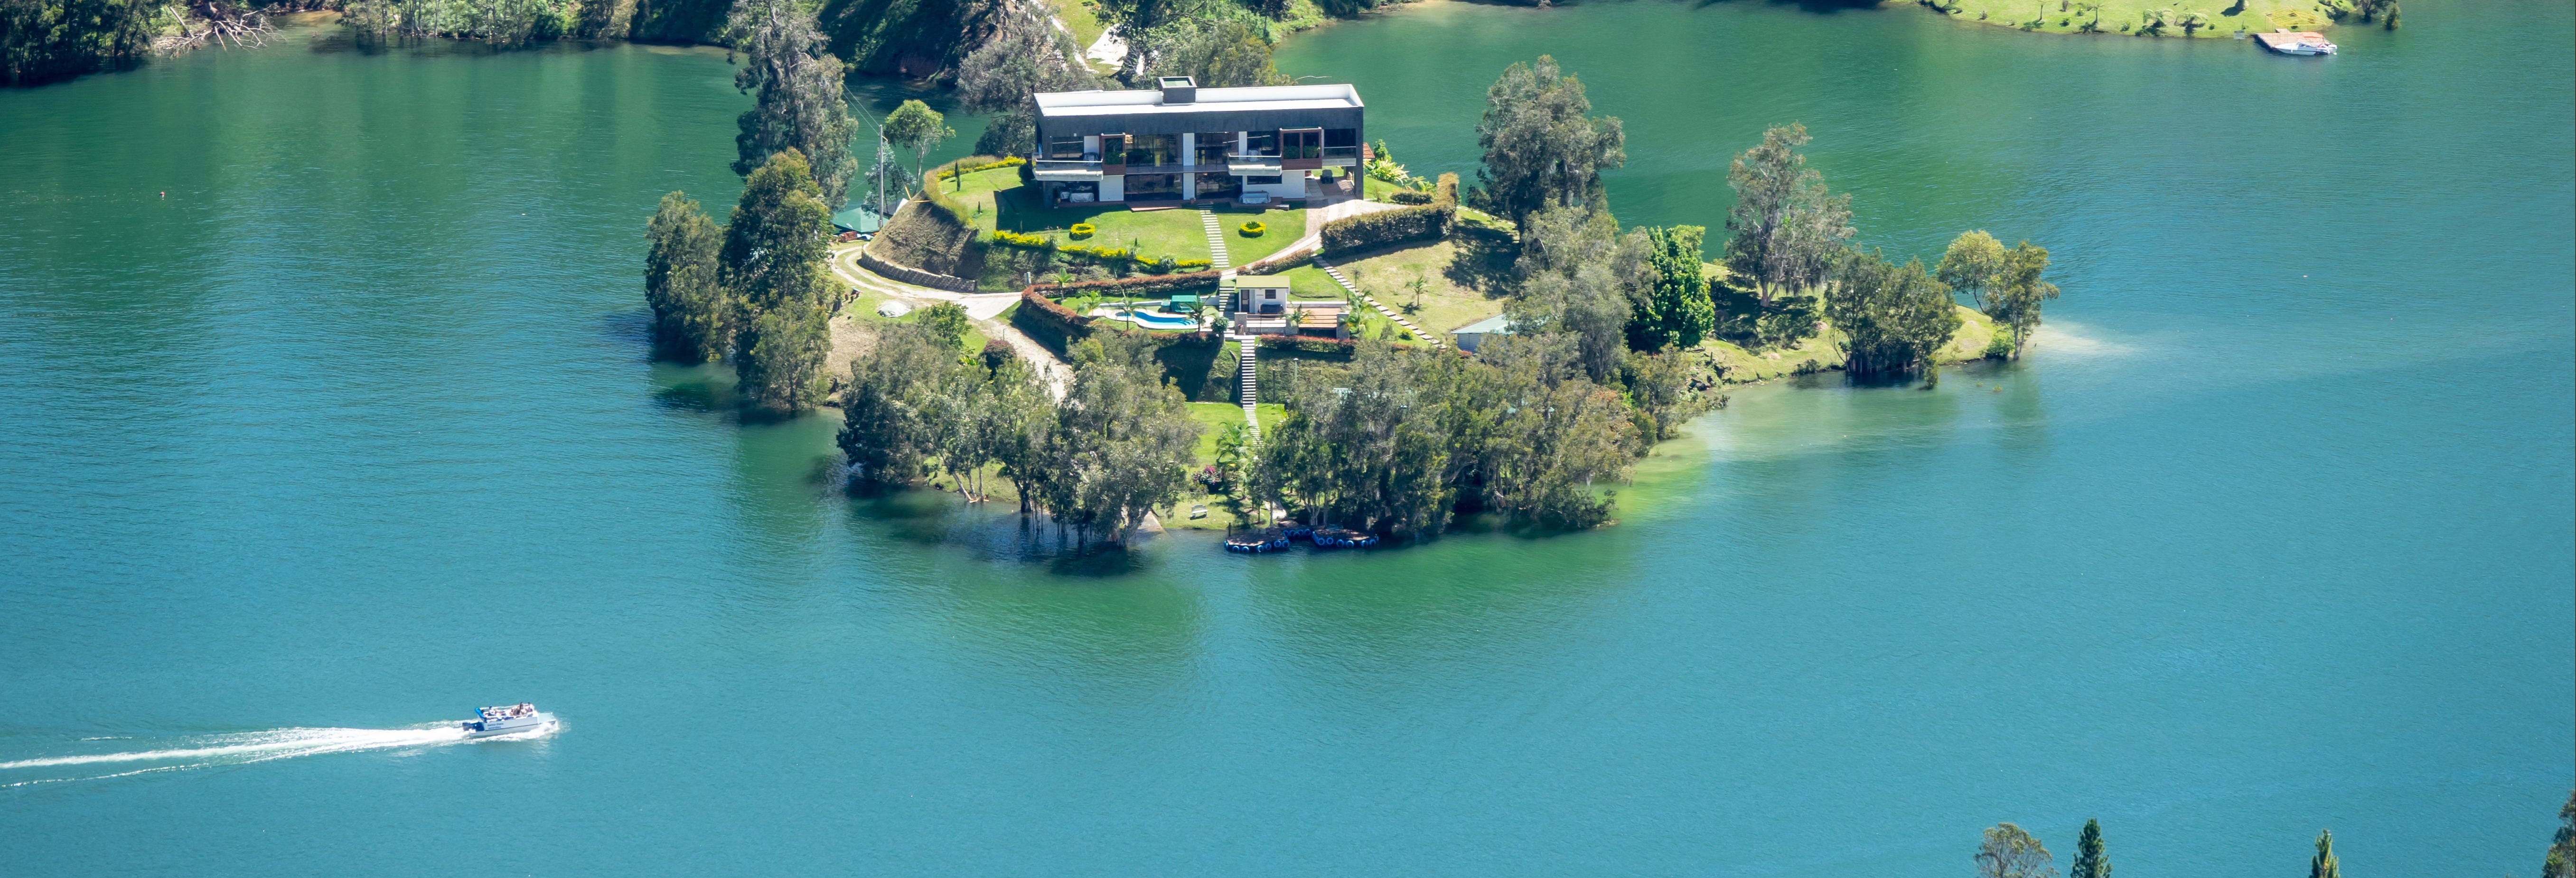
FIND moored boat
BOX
[462,702,554,737]
[1224,529,1291,553]
[1311,527,1379,549]
[2256,29,2337,55]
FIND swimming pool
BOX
[1088,304,1200,331]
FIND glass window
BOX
[1324,128,1358,147]
[1195,132,1234,164]
[1048,137,1086,159]
[1243,131,1277,156]
[1099,134,1126,165]
[1281,129,1321,160]
[1245,175,1283,185]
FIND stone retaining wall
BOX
[858,243,976,293]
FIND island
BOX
[640,25,2066,552]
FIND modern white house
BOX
[1030,77,1365,206]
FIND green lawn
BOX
[937,165,1318,270]
[1186,402,1283,467]
[1208,203,1306,265]
[1044,0,1107,60]
[1929,0,2336,37]
[995,189,1211,266]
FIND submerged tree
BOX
[2309,829,2341,878]
[728,0,856,207]
[953,0,1098,157]
[2068,820,2110,878]
[737,299,831,411]
[1473,55,1625,227]
[2543,789,2576,878]
[643,191,731,362]
[1975,823,2058,878]
[1827,250,1961,382]
[721,150,834,411]
[1990,240,2058,359]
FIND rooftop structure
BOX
[1030,78,1365,207]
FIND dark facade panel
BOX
[1037,107,1363,142]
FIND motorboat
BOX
[462,702,554,738]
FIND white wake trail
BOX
[1,721,554,786]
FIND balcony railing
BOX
[1031,158,1103,180]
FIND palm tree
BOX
[2139,8,2173,34]
[2180,9,2210,34]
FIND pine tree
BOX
[2069,820,2110,878]
[1641,225,1716,350]
[2310,829,2341,878]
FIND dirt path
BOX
[828,244,1072,398]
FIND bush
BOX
[938,156,1028,180]
[1386,190,1433,205]
[1983,332,2014,359]
[1175,258,1213,270]
[990,229,1054,250]
[1239,221,1266,237]
[1322,174,1459,254]
[1069,223,1096,239]
[1028,271,1225,298]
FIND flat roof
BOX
[1035,84,1363,119]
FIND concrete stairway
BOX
[1236,335,1260,442]
[1312,256,1442,349]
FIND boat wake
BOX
[0,720,557,787]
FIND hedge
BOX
[1322,172,1459,254]
[1026,270,1225,299]
[939,156,1027,179]
[1385,189,1434,205]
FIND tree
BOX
[916,301,971,349]
[727,0,856,207]
[1,0,156,85]
[1146,19,1288,88]
[2069,820,2110,878]
[1639,224,1716,350]
[2544,788,2576,878]
[1512,204,1650,382]
[2309,829,2341,878]
[721,149,834,315]
[2178,9,2208,35]
[737,299,831,411]
[1473,56,1626,227]
[1827,249,1962,381]
[1988,241,2059,359]
[839,321,957,482]
[1046,343,1201,546]
[1935,230,2006,308]
[881,100,953,197]
[1975,823,2058,878]
[1723,123,1853,307]
[953,0,1098,157]
[644,191,731,363]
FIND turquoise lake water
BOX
[1,2,2569,873]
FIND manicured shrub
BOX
[1386,190,1433,205]
[990,229,1055,250]
[1069,223,1096,239]
[1321,173,1460,253]
[1239,221,1266,237]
